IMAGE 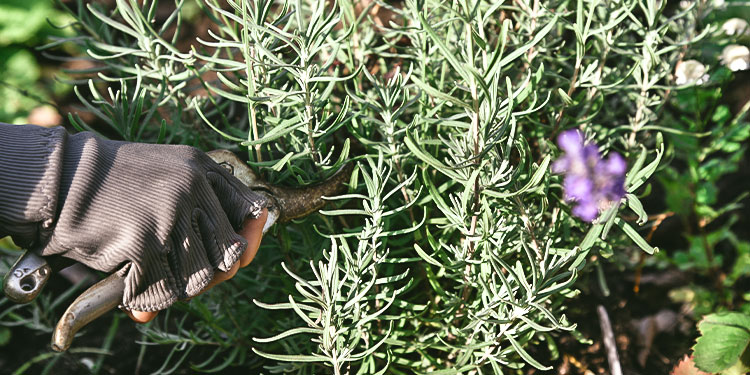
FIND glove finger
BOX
[169,216,213,299]
[191,206,221,268]
[193,201,248,273]
[125,248,176,312]
[205,167,268,228]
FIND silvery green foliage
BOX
[43,0,719,372]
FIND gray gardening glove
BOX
[53,132,269,311]
[0,125,268,312]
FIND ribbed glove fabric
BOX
[0,124,268,311]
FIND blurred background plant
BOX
[0,0,77,125]
[0,0,749,374]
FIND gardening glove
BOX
[0,124,269,312]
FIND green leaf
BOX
[0,327,10,346]
[615,218,657,254]
[693,312,750,373]
[595,261,610,296]
[253,327,324,343]
[627,135,664,192]
[86,3,141,39]
[695,182,717,206]
[414,243,442,267]
[411,76,471,110]
[487,14,559,78]
[483,155,550,199]
[580,223,603,252]
[711,105,730,125]
[505,333,552,370]
[557,88,574,105]
[251,349,329,362]
[404,131,463,181]
[418,13,471,84]
[625,194,647,225]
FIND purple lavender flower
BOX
[552,130,626,222]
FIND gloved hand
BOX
[129,209,268,322]
[40,132,269,315]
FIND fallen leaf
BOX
[671,355,709,375]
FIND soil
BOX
[540,265,699,375]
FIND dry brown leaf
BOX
[671,355,709,375]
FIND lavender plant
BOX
[4,0,736,373]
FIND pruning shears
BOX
[2,150,352,351]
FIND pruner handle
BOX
[3,251,51,304]
[2,251,125,352]
[51,272,125,352]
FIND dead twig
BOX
[597,305,623,375]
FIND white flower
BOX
[720,45,750,72]
[675,60,708,85]
[722,18,750,36]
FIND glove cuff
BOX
[0,124,67,247]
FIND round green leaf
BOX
[693,312,750,372]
